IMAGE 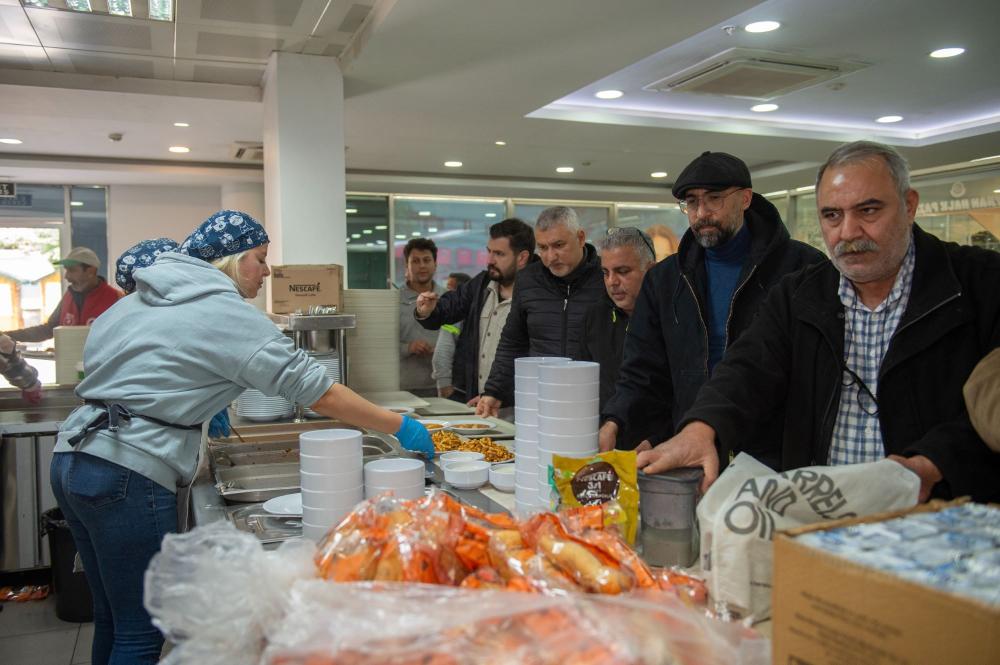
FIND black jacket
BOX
[684,225,1000,503]
[484,244,605,405]
[579,297,669,450]
[416,270,494,400]
[602,193,826,463]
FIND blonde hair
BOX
[211,249,252,296]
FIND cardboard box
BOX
[773,499,1000,665]
[270,264,343,314]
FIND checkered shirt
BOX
[828,238,916,465]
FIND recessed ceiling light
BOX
[345,208,358,214]
[345,237,352,242]
[444,161,463,168]
[428,227,439,233]
[418,211,431,216]
[745,20,780,33]
[411,231,421,236]
[556,166,575,173]
[168,146,190,153]
[876,115,903,123]
[351,233,361,239]
[650,171,668,178]
[375,224,387,230]
[362,229,373,234]
[365,242,374,247]
[70,201,83,207]
[485,213,497,218]
[173,122,189,128]
[930,47,965,59]
[751,103,779,112]
[495,140,507,146]
[595,90,624,100]
[0,138,23,145]
[395,234,407,239]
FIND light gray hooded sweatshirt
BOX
[54,252,332,492]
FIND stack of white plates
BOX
[304,352,342,418]
[512,356,569,516]
[536,361,601,508]
[344,289,400,392]
[364,457,425,500]
[236,389,294,422]
[299,429,365,542]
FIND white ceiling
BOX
[0,0,998,198]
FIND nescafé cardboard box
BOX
[270,264,343,313]
[773,499,1000,665]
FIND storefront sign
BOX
[0,193,31,207]
[917,195,1000,216]
[0,182,15,197]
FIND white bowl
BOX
[514,483,538,502]
[538,360,600,384]
[537,398,600,419]
[299,453,362,475]
[513,390,537,409]
[301,486,364,510]
[515,453,538,473]
[417,419,451,433]
[364,458,425,485]
[489,464,516,492]
[537,414,600,436]
[537,381,599,402]
[538,430,600,452]
[299,429,363,457]
[514,438,538,457]
[515,470,538,489]
[514,357,570,378]
[515,423,538,442]
[386,406,415,416]
[302,522,333,542]
[444,460,490,489]
[365,483,425,500]
[514,376,538,393]
[439,451,485,465]
[447,417,496,435]
[300,468,363,491]
[303,504,356,527]
[513,406,538,426]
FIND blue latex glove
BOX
[395,415,434,459]
[208,408,231,438]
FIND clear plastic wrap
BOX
[264,581,769,665]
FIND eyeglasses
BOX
[841,365,879,417]
[607,226,656,259]
[678,188,744,215]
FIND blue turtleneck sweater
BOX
[704,223,752,371]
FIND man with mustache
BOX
[414,218,535,405]
[600,152,824,466]
[637,141,1000,504]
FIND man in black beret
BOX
[600,151,825,468]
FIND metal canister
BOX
[637,467,703,567]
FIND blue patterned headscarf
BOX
[115,237,179,293]
[179,210,269,262]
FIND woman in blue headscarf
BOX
[51,211,433,665]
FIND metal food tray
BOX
[226,502,303,546]
[211,434,396,467]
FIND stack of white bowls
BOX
[536,361,600,508]
[512,356,569,516]
[299,429,365,541]
[364,457,425,500]
[304,352,342,418]
[236,389,294,422]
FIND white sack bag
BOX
[696,453,920,621]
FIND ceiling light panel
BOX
[65,0,92,11]
[876,115,903,123]
[595,89,624,99]
[745,21,780,33]
[930,47,964,58]
[107,0,131,17]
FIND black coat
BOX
[602,193,826,464]
[579,297,669,450]
[684,225,1000,503]
[483,244,605,405]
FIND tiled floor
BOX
[0,597,92,665]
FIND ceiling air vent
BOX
[644,48,866,101]
[230,141,263,161]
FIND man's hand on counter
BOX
[466,395,480,408]
[598,421,618,452]
[408,339,434,356]
[636,421,719,495]
[415,291,440,319]
[887,454,943,503]
[21,384,43,406]
[476,395,500,417]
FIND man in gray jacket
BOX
[399,237,445,396]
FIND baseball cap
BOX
[54,247,100,269]
[671,151,753,199]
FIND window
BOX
[346,195,390,289]
[513,202,610,245]
[615,204,688,262]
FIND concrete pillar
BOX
[262,52,347,283]
[221,182,267,311]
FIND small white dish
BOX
[417,418,451,432]
[489,464,516,492]
[262,492,302,516]
[439,451,485,465]
[443,460,490,489]
[448,417,496,435]
[386,406,415,416]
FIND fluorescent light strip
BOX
[148,0,173,21]
[65,0,92,11]
[970,154,1000,162]
[108,0,132,16]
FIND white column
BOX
[262,52,347,279]
[221,182,267,311]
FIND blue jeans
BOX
[50,452,177,665]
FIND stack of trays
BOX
[512,356,569,516]
[304,352,342,418]
[364,457,425,500]
[236,389,294,422]
[343,289,400,392]
[536,361,601,508]
[299,429,365,541]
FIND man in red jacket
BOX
[8,247,121,343]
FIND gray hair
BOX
[535,206,580,233]
[815,140,911,200]
[598,229,655,267]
